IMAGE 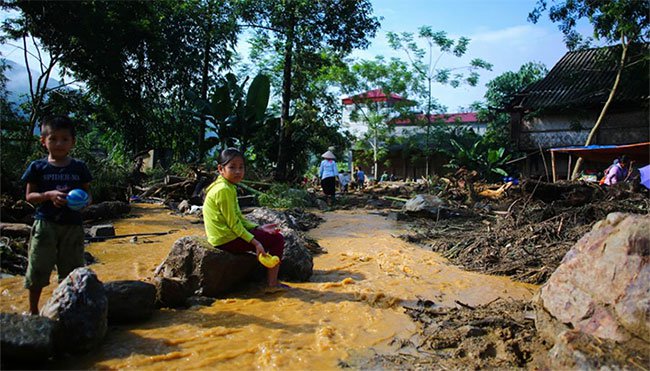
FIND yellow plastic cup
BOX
[258,253,280,268]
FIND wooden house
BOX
[506,44,649,179]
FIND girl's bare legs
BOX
[267,264,280,287]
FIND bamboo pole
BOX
[241,180,272,186]
[551,150,557,183]
[567,155,572,181]
[237,182,266,196]
[382,196,409,202]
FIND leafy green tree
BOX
[2,0,239,160]
[387,27,492,176]
[237,0,380,181]
[529,0,650,178]
[335,56,419,178]
[0,59,39,196]
[475,61,548,149]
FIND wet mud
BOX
[1,204,538,369]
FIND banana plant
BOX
[190,73,270,155]
[445,138,510,180]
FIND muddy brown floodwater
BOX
[0,204,538,369]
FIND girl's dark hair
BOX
[218,147,244,166]
[41,115,76,137]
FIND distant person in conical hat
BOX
[319,150,338,206]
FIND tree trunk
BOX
[425,77,432,177]
[373,130,378,179]
[275,15,296,181]
[571,37,628,179]
[198,6,213,160]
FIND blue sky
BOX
[359,0,592,112]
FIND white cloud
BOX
[470,25,548,44]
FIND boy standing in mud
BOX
[21,115,93,315]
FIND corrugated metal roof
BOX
[512,44,649,110]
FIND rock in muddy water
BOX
[246,208,314,281]
[88,224,115,238]
[0,312,56,363]
[178,199,191,213]
[155,236,260,299]
[104,280,156,323]
[534,212,650,367]
[186,295,215,307]
[153,276,190,308]
[82,201,130,221]
[40,267,107,353]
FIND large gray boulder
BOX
[403,194,444,213]
[402,194,463,219]
[246,208,314,281]
[40,267,108,353]
[0,312,56,363]
[155,236,261,300]
[104,280,156,323]
[534,212,650,368]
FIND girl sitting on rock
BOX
[203,148,287,289]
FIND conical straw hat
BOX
[321,150,336,159]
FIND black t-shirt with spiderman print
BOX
[22,158,92,225]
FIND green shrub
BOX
[257,183,309,209]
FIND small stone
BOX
[89,224,115,238]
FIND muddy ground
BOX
[335,179,649,369]
[2,179,648,369]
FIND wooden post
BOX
[539,144,550,182]
[567,155,572,181]
[551,150,557,183]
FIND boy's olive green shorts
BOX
[24,219,85,289]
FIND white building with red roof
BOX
[341,89,486,137]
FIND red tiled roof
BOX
[391,112,479,126]
[342,89,407,105]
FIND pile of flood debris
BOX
[397,179,649,284]
[345,298,547,370]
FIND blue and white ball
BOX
[66,189,89,211]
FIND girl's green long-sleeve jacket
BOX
[203,176,257,246]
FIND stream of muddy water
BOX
[0,204,538,369]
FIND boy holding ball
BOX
[21,115,93,314]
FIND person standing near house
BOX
[355,167,366,189]
[338,170,350,193]
[604,155,629,185]
[319,150,338,205]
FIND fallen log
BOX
[86,231,175,242]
